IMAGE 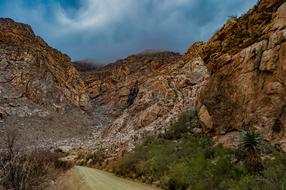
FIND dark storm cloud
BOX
[0,0,257,63]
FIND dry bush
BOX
[4,128,19,159]
[54,159,74,171]
[1,150,53,190]
[0,128,73,190]
[75,149,106,167]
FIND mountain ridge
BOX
[0,0,286,158]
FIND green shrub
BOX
[164,110,200,140]
[115,144,150,177]
[115,112,286,190]
[239,131,263,174]
[260,153,286,190]
[168,163,190,190]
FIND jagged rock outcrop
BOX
[0,18,92,113]
[1,0,285,158]
[188,0,286,150]
[80,51,209,154]
[76,0,286,155]
[0,18,95,149]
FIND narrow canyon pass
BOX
[0,0,286,189]
[1,0,285,155]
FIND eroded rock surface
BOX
[81,51,209,155]
[0,18,95,149]
[1,0,286,160]
[195,0,286,149]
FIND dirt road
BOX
[51,166,160,190]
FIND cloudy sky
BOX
[0,0,257,63]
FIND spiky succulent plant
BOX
[240,131,262,151]
[239,131,263,174]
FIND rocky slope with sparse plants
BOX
[0,0,285,164]
[76,0,286,159]
[1,0,286,189]
[193,0,286,151]
[0,18,97,150]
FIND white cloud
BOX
[0,0,258,62]
[56,0,135,30]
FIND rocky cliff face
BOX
[0,18,95,149]
[0,18,92,113]
[189,0,286,150]
[1,0,285,158]
[80,51,209,155]
[80,0,286,156]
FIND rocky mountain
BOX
[195,0,286,151]
[0,18,92,111]
[80,0,286,155]
[0,0,285,159]
[80,51,209,157]
[0,18,95,149]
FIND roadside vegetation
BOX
[115,111,286,190]
[0,128,73,190]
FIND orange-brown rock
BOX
[198,105,213,130]
[0,19,95,150]
[80,52,209,152]
[0,18,92,112]
[81,0,286,152]
[213,132,241,149]
[1,0,286,157]
[195,0,286,149]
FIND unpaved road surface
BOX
[50,166,160,190]
[76,166,160,190]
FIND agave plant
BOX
[239,131,263,174]
[240,131,262,151]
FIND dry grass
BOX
[0,128,74,190]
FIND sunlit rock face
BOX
[77,0,286,154]
[0,18,93,149]
[193,0,286,150]
[0,18,92,114]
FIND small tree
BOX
[5,128,18,159]
[239,131,263,174]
